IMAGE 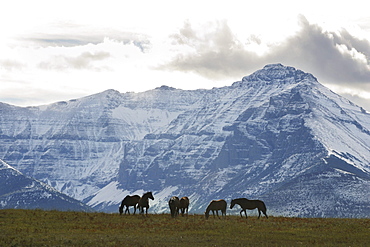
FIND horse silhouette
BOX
[168,196,180,218]
[138,191,154,215]
[119,195,140,215]
[205,199,227,219]
[230,198,268,219]
[179,197,189,217]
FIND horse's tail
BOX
[261,201,267,212]
[260,201,268,218]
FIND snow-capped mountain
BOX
[0,159,92,211]
[0,64,369,217]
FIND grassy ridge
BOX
[0,209,369,246]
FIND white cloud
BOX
[38,51,111,71]
[0,59,25,71]
[1,1,370,110]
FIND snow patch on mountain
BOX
[0,159,92,211]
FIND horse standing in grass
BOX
[230,198,268,219]
[119,195,140,215]
[168,196,180,218]
[138,192,154,216]
[205,199,227,219]
[179,197,189,217]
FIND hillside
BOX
[0,159,92,211]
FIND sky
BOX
[1,1,370,110]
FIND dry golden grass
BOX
[0,209,369,246]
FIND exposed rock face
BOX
[1,64,369,217]
[0,159,92,211]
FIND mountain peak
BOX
[154,85,177,91]
[240,63,317,85]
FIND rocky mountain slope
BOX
[0,159,92,211]
[0,64,369,217]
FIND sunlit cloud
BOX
[161,16,370,86]
[38,51,111,71]
[0,59,26,71]
[1,3,370,111]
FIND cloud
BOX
[160,16,370,87]
[268,16,370,85]
[158,16,370,110]
[27,34,151,52]
[38,51,111,70]
[0,59,25,71]
[19,23,151,52]
[161,20,262,79]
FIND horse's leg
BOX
[239,209,243,218]
[133,205,136,215]
[258,209,261,219]
[216,210,220,219]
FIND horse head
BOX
[204,211,210,219]
[147,191,154,200]
[230,199,235,209]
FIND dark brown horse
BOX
[205,199,227,219]
[179,197,189,217]
[230,198,268,219]
[138,191,154,215]
[168,196,180,218]
[119,195,140,215]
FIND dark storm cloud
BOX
[161,16,370,86]
[38,51,111,70]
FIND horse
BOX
[119,195,140,215]
[179,197,189,217]
[138,191,154,215]
[230,198,268,219]
[205,199,227,219]
[168,196,180,218]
